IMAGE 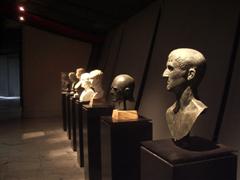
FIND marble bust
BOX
[61,72,70,92]
[73,68,85,98]
[89,69,105,106]
[79,72,95,102]
[163,48,207,141]
[68,72,78,94]
[110,74,138,121]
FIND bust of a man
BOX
[163,48,207,141]
[79,72,95,102]
[89,69,105,103]
[61,72,70,92]
[110,74,138,121]
[74,68,85,98]
[68,72,78,95]
[110,74,135,110]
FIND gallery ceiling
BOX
[1,0,155,41]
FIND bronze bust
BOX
[163,48,207,141]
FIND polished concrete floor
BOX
[0,118,84,180]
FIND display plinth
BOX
[66,93,73,139]
[101,116,152,180]
[83,104,113,180]
[61,92,67,131]
[141,137,237,180]
[75,100,85,167]
[70,97,78,151]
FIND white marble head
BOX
[89,69,104,99]
[79,72,95,102]
[76,68,85,79]
[80,73,91,89]
[74,68,85,90]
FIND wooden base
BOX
[112,109,138,122]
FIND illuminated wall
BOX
[22,26,92,118]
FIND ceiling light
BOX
[19,16,25,21]
[18,6,25,12]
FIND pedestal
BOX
[83,104,113,180]
[141,137,237,180]
[101,116,152,180]
[76,100,84,167]
[61,92,67,131]
[70,97,78,151]
[66,93,72,139]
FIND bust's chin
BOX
[166,86,173,91]
[112,98,120,103]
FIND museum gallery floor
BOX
[0,118,84,180]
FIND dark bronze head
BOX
[110,74,135,109]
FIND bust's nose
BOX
[163,69,169,77]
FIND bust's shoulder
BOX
[190,98,207,113]
[166,102,176,114]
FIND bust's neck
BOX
[94,85,103,93]
[174,86,194,113]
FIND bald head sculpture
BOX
[110,74,135,110]
[163,48,207,141]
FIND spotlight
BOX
[18,5,25,12]
[19,16,25,21]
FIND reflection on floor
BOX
[0,118,84,180]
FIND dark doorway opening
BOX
[0,17,22,120]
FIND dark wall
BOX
[219,29,240,179]
[98,0,240,179]
[22,26,92,118]
[139,0,239,140]
[99,1,160,106]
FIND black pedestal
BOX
[76,100,84,167]
[70,97,78,151]
[61,92,67,131]
[101,117,152,180]
[141,137,237,180]
[66,93,72,139]
[83,104,113,180]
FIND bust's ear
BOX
[187,67,196,81]
[124,87,131,98]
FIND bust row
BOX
[61,48,208,143]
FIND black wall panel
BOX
[138,0,239,140]
[219,30,240,180]
[99,1,160,105]
[99,0,240,178]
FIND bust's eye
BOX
[111,87,118,92]
[168,65,174,71]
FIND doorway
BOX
[0,18,22,120]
